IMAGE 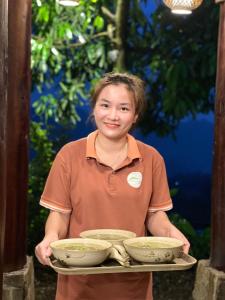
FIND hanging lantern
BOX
[56,0,79,6]
[163,0,203,14]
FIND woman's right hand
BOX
[35,210,70,265]
[35,235,58,266]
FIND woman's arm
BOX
[35,210,70,265]
[146,210,190,254]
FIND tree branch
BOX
[114,0,130,71]
[56,31,110,49]
[101,6,116,24]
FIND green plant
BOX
[32,0,218,135]
[169,213,210,259]
[28,121,55,253]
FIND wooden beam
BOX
[3,0,31,272]
[0,0,8,293]
[210,1,225,271]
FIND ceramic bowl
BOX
[123,236,184,263]
[80,229,137,245]
[50,238,112,267]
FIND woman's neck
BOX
[95,133,128,169]
[96,133,127,153]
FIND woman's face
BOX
[93,83,138,140]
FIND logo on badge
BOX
[127,172,142,188]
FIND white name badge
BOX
[127,172,142,188]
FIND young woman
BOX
[35,72,190,300]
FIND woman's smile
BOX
[104,122,120,128]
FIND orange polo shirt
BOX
[40,130,172,300]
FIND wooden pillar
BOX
[210,0,225,271]
[0,0,8,294]
[2,0,31,272]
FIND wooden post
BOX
[210,0,225,271]
[0,0,8,294]
[2,0,31,272]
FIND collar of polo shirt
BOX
[86,130,141,161]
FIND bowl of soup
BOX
[123,237,184,263]
[50,238,112,267]
[80,229,136,245]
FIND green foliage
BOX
[168,188,210,259]
[169,213,210,259]
[135,0,218,135]
[31,0,218,135]
[170,187,179,198]
[31,0,112,126]
[28,121,55,253]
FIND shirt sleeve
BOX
[40,151,72,214]
[147,156,173,213]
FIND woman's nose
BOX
[108,108,119,120]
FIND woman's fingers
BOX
[182,239,190,255]
[35,240,52,265]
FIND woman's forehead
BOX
[98,84,134,97]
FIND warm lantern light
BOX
[163,0,203,14]
[56,0,79,6]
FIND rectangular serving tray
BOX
[49,254,197,275]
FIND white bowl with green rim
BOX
[123,236,184,263]
[50,238,112,267]
[80,229,136,245]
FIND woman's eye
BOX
[100,103,109,108]
[121,107,129,111]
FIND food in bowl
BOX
[130,241,179,249]
[50,238,112,267]
[123,237,184,263]
[80,229,136,245]
[53,243,104,251]
[85,234,129,240]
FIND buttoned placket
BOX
[92,156,141,195]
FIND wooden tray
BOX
[49,254,197,275]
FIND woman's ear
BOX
[133,114,138,124]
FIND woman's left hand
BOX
[167,223,190,254]
[147,211,190,254]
